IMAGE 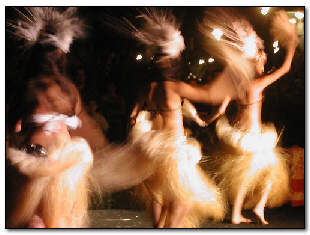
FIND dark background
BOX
[5,6,305,210]
[5,6,305,148]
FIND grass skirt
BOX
[6,137,93,228]
[130,111,226,227]
[204,116,290,209]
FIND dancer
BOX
[199,9,298,224]
[7,6,108,153]
[6,115,93,228]
[6,7,176,228]
[5,7,95,227]
[126,8,228,228]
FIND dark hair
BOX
[25,43,67,79]
[149,56,185,82]
[8,44,77,133]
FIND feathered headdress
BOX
[199,8,262,98]
[124,8,185,59]
[199,8,264,60]
[7,7,86,53]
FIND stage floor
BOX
[88,205,305,229]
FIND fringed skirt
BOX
[6,137,93,228]
[130,111,226,227]
[206,116,291,209]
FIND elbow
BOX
[282,61,292,74]
[284,64,291,74]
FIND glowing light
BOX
[289,18,297,24]
[273,41,279,54]
[164,31,185,57]
[274,47,280,54]
[136,111,151,132]
[242,34,257,58]
[273,40,279,48]
[211,28,223,40]
[136,54,142,60]
[240,130,277,154]
[260,7,270,15]
[193,75,197,79]
[295,11,304,20]
[67,164,86,191]
[208,57,215,63]
[199,59,205,65]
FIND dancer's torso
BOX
[146,81,184,136]
[233,85,263,132]
[23,76,108,153]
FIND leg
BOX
[232,182,252,224]
[156,205,168,228]
[253,180,272,225]
[152,200,163,227]
[165,199,191,228]
[27,215,46,228]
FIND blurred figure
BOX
[6,7,92,228]
[6,7,176,228]
[199,9,298,225]
[127,8,227,228]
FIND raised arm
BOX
[254,42,297,91]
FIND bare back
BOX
[147,81,184,136]
[233,42,297,132]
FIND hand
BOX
[196,119,207,127]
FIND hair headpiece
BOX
[124,8,185,58]
[199,8,262,98]
[200,8,264,60]
[8,7,86,53]
[32,113,82,133]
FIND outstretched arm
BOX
[168,68,238,105]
